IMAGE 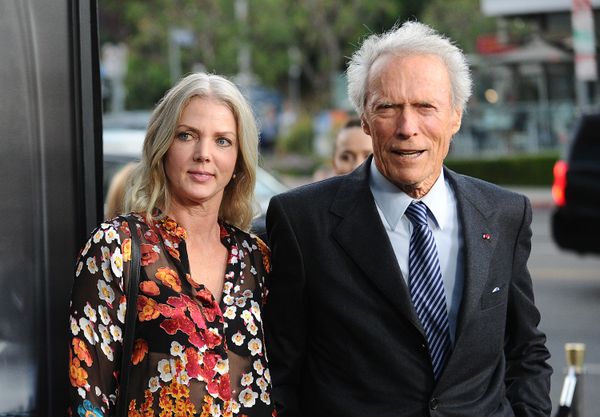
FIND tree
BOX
[98,0,433,110]
[250,0,428,106]
[420,0,496,53]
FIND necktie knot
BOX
[405,201,429,227]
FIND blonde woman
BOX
[68,73,274,416]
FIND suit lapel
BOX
[330,160,423,333]
[327,165,501,357]
[445,169,498,346]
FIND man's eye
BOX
[375,104,396,115]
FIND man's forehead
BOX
[370,53,446,78]
[365,54,452,101]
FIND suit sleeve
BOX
[264,195,307,417]
[504,196,552,417]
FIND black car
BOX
[551,113,600,254]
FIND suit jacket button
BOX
[430,398,439,410]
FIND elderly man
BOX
[265,21,551,417]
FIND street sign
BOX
[572,0,598,81]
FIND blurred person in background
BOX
[331,118,373,175]
[104,161,137,219]
[312,118,373,181]
[68,73,274,416]
[265,21,551,417]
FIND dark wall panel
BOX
[0,1,102,416]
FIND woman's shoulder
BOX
[80,213,151,250]
[105,212,156,236]
[223,222,270,258]
[82,216,128,246]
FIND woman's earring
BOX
[232,173,237,179]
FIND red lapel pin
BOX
[482,233,491,240]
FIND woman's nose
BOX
[193,139,211,162]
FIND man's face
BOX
[362,54,462,198]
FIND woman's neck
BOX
[166,201,221,243]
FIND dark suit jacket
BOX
[264,160,552,417]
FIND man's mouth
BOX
[392,150,424,158]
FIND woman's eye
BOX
[216,137,232,146]
[339,153,352,162]
[176,132,192,141]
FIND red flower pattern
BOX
[140,280,160,296]
[68,213,272,416]
[140,243,159,266]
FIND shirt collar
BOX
[420,169,448,230]
[369,159,449,230]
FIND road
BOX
[530,207,600,416]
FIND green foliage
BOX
[421,0,496,53]
[98,0,434,110]
[276,115,315,156]
[125,55,171,109]
[445,153,559,186]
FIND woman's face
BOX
[164,96,238,210]
[332,126,373,175]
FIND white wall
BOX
[481,0,600,16]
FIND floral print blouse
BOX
[68,212,275,417]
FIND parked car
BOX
[103,126,288,238]
[551,113,600,254]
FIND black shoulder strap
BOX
[117,214,141,417]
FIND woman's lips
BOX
[188,170,214,181]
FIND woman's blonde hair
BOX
[124,72,259,231]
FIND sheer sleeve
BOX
[67,219,132,416]
[253,235,271,307]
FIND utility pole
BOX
[571,0,598,112]
[102,43,128,113]
[168,28,194,84]
[235,0,253,91]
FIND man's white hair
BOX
[347,21,472,116]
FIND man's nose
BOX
[394,109,418,139]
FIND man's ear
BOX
[451,108,462,135]
[361,115,372,136]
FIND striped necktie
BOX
[405,201,451,380]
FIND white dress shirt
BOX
[369,160,464,344]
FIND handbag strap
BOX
[117,214,142,417]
